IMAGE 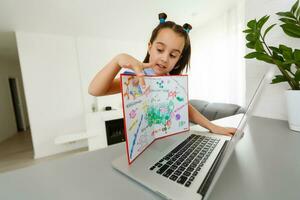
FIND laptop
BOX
[112,69,274,200]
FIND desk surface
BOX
[0,116,299,200]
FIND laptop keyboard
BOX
[149,134,220,187]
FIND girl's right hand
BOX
[116,53,153,87]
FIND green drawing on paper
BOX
[146,101,174,127]
[176,96,184,102]
[121,75,189,163]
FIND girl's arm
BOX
[88,55,122,96]
[89,53,152,96]
[188,103,236,136]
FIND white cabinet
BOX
[55,109,123,151]
[86,109,123,151]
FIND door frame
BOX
[8,77,27,132]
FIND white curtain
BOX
[189,1,245,107]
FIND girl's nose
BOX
[160,53,168,63]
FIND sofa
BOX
[189,99,245,121]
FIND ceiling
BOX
[0,0,238,61]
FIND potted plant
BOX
[244,0,300,131]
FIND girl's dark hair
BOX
[143,13,192,75]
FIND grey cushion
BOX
[189,99,245,121]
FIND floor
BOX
[0,131,87,173]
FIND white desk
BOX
[0,116,299,200]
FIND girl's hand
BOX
[116,53,153,87]
[209,124,237,136]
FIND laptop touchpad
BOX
[150,134,186,153]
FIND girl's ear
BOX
[147,42,152,54]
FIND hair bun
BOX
[158,13,167,21]
[183,23,192,32]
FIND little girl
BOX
[89,13,236,136]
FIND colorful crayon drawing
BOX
[121,74,189,164]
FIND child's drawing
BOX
[121,74,189,164]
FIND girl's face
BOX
[148,28,185,75]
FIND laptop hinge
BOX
[197,140,228,197]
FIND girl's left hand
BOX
[209,124,237,136]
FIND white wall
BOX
[189,0,245,106]
[15,31,147,158]
[245,0,300,120]
[0,57,29,142]
[76,36,146,114]
[16,32,87,158]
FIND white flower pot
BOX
[285,90,300,132]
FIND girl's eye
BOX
[157,49,163,53]
[170,54,177,58]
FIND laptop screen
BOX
[203,68,274,199]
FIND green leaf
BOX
[276,11,296,19]
[273,59,285,67]
[270,46,282,54]
[283,29,300,37]
[297,7,300,19]
[247,19,257,29]
[272,52,284,62]
[283,51,294,61]
[263,23,276,39]
[295,69,300,81]
[246,33,258,42]
[255,41,265,52]
[294,49,300,61]
[279,44,294,60]
[273,53,291,70]
[271,75,288,84]
[291,0,299,14]
[281,23,300,38]
[244,52,261,59]
[246,42,255,49]
[281,61,293,71]
[279,45,293,53]
[283,64,292,71]
[279,18,298,24]
[256,53,274,64]
[243,29,252,33]
[244,52,274,64]
[282,60,295,65]
[257,15,270,29]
